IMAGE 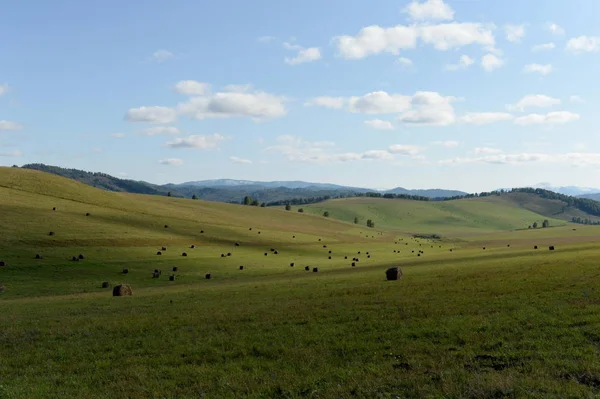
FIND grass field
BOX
[2,168,600,398]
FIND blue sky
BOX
[2,0,600,192]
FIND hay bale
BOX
[534,245,538,249]
[162,247,167,251]
[352,262,356,267]
[112,284,132,296]
[200,230,204,233]
[274,251,278,255]
[483,247,486,250]
[549,246,555,251]
[235,243,240,247]
[102,281,109,288]
[318,238,321,241]
[264,253,268,256]
[368,255,371,258]
[157,251,162,255]
[344,256,348,259]
[358,251,361,254]
[0,261,5,267]
[49,232,55,236]
[249,227,252,230]
[35,254,41,259]
[152,272,160,279]
[205,273,212,279]
[78,254,85,260]
[312,267,319,273]
[305,266,310,271]
[182,252,187,257]
[270,248,275,252]
[169,275,175,281]
[293,235,296,238]
[85,212,90,216]
[190,245,195,249]
[290,262,294,267]
[227,252,232,256]
[393,250,396,253]
[122,268,129,274]
[507,244,510,247]
[52,207,56,211]
[323,245,327,248]
[450,249,453,252]
[366,252,369,255]
[258,232,261,234]
[417,253,421,257]
[328,250,332,253]
[72,256,79,262]
[172,266,178,272]
[239,265,244,270]
[164,225,168,228]
[221,254,225,258]
[328,256,331,259]
[386,267,402,281]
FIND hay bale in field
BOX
[293,235,296,238]
[0,261,5,267]
[534,245,538,249]
[312,267,319,273]
[393,250,396,253]
[239,265,244,270]
[182,252,187,257]
[221,254,225,258]
[483,247,486,250]
[507,244,510,247]
[122,268,129,274]
[319,238,322,241]
[264,253,268,256]
[235,243,240,247]
[385,267,402,281]
[78,254,85,260]
[162,247,167,251]
[323,245,327,248]
[352,262,356,267]
[417,253,421,257]
[102,281,109,288]
[345,256,348,259]
[72,256,79,262]
[366,252,369,255]
[450,249,453,252]
[290,262,294,267]
[358,251,361,254]
[200,230,204,234]
[85,213,90,216]
[305,266,310,271]
[249,227,252,231]
[258,232,261,234]
[164,225,168,228]
[205,273,212,279]
[190,245,195,249]
[152,272,160,279]
[274,251,278,255]
[35,253,41,259]
[227,252,232,257]
[157,251,162,255]
[368,255,371,258]
[328,256,331,259]
[112,284,132,296]
[169,275,175,281]
[549,246,555,251]
[328,250,332,253]
[52,207,56,211]
[49,232,55,236]
[172,266,178,272]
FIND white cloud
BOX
[403,0,454,21]
[175,80,211,96]
[362,150,394,160]
[570,95,585,104]
[514,111,580,126]
[473,147,502,155]
[166,133,225,149]
[125,106,177,124]
[151,49,174,63]
[445,55,474,70]
[419,23,495,51]
[304,96,346,109]
[507,94,560,112]
[396,57,413,68]
[504,24,525,43]
[0,149,22,157]
[388,144,423,155]
[178,89,287,121]
[398,91,456,126]
[460,112,514,124]
[364,119,395,130]
[566,36,600,53]
[0,121,23,131]
[349,91,412,114]
[531,42,555,52]
[523,63,553,76]
[285,47,322,65]
[441,152,600,167]
[159,158,184,166]
[0,84,8,96]
[110,133,125,138]
[433,140,459,148]
[334,25,418,59]
[481,54,504,71]
[547,23,565,36]
[140,126,181,136]
[230,156,252,164]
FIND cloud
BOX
[419,23,495,51]
[398,91,457,126]
[445,55,474,70]
[481,54,504,71]
[460,112,514,124]
[396,57,413,68]
[166,133,225,149]
[285,47,322,65]
[523,63,553,76]
[175,80,211,96]
[504,24,525,43]
[547,22,565,36]
[0,121,23,131]
[140,126,181,136]
[403,0,454,21]
[433,140,459,148]
[441,152,600,167]
[531,42,555,52]
[334,25,418,59]
[507,94,560,112]
[0,84,8,96]
[125,106,177,124]
[159,158,184,166]
[566,36,600,53]
[361,150,394,160]
[570,95,585,104]
[514,111,580,126]
[349,91,412,114]
[364,119,394,130]
[0,149,22,157]
[230,156,252,164]
[150,49,174,63]
[110,133,125,139]
[178,89,287,121]
[473,147,502,155]
[388,144,423,155]
[304,96,346,109]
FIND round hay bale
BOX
[162,247,167,251]
[352,262,356,267]
[258,231,261,234]
[190,245,195,249]
[102,281,109,288]
[172,266,178,272]
[318,238,321,241]
[393,250,396,253]
[205,273,212,279]
[182,252,187,257]
[417,253,421,257]
[344,256,348,259]
[78,254,85,260]
[323,245,327,248]
[293,235,296,238]
[35,253,41,259]
[169,275,175,281]
[312,267,319,273]
[85,213,90,216]
[200,230,204,234]
[157,251,162,255]
[290,262,294,267]
[274,251,278,255]
[52,207,56,211]
[366,252,369,255]
[152,272,160,279]
[483,247,486,250]
[0,261,5,267]
[49,232,55,236]
[235,243,240,247]
[112,284,132,296]
[264,253,268,256]
[227,252,232,256]
[249,227,252,230]
[164,225,168,228]
[122,268,129,274]
[239,265,244,270]
[507,244,510,247]
[305,266,310,271]
[270,248,275,252]
[450,249,453,252]
[328,256,331,259]
[221,254,225,258]
[328,250,332,253]
[549,246,555,251]
[368,255,371,258]
[72,256,79,262]
[386,267,403,281]
[534,245,538,249]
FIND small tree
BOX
[285,204,291,211]
[533,221,538,228]
[298,208,304,213]
[366,219,375,228]
[354,217,359,224]
[192,194,198,200]
[260,203,266,207]
[251,199,260,206]
[243,196,253,205]
[323,211,330,217]
[542,219,549,228]
[167,191,172,197]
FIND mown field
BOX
[2,168,600,398]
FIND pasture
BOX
[2,168,600,398]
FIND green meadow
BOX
[2,168,600,398]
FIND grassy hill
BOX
[4,167,600,397]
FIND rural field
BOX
[2,168,600,398]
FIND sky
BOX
[2,0,600,192]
